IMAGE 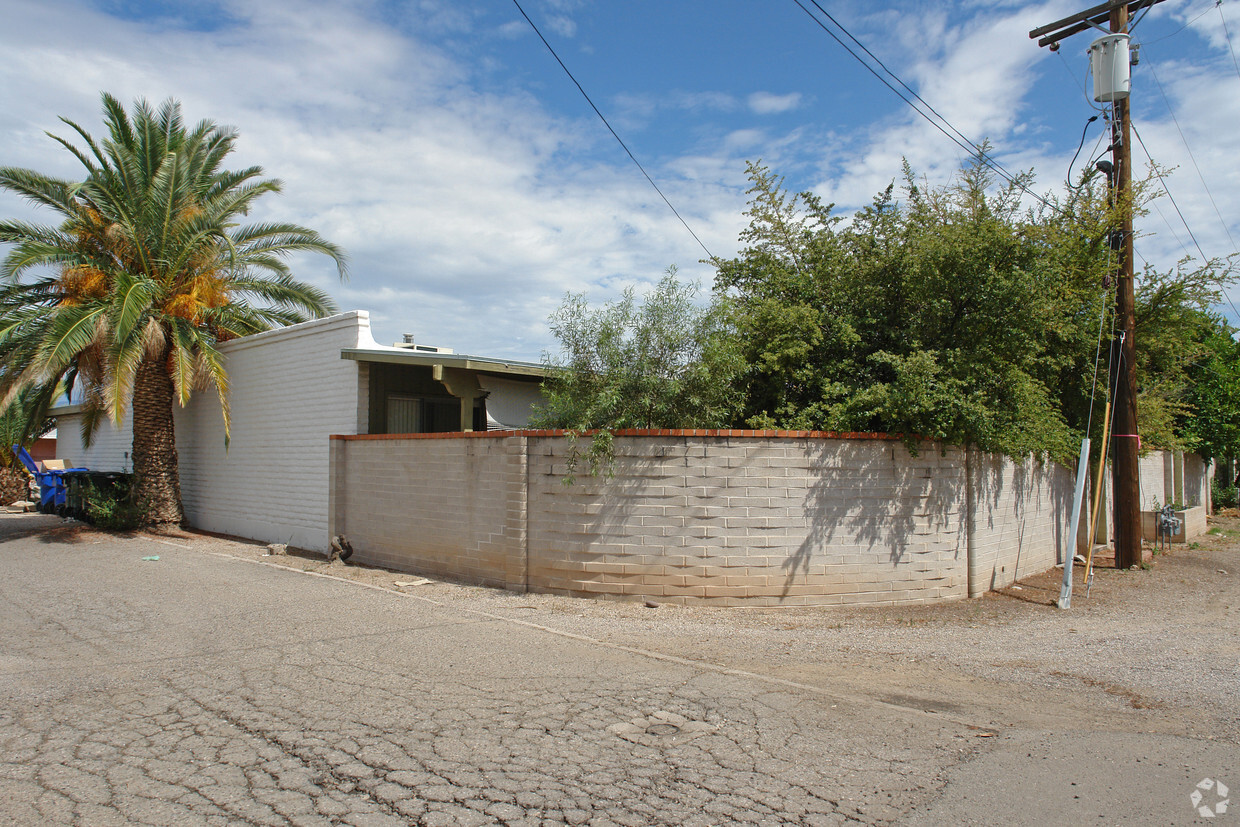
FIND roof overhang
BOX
[340,348,548,379]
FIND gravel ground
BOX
[114,510,1240,747]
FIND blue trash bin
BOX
[11,445,87,514]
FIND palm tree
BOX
[0,93,347,528]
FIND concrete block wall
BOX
[1181,503,1209,538]
[331,434,528,589]
[328,431,1096,606]
[967,454,1075,597]
[1183,454,1207,509]
[1138,449,1219,513]
[524,436,968,606]
[1138,450,1172,511]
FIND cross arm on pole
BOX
[1029,0,1164,49]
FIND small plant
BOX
[1212,479,1239,510]
[84,477,146,531]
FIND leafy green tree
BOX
[714,155,1109,461]
[0,94,346,527]
[1179,318,1240,460]
[1128,260,1238,452]
[714,151,1240,469]
[533,269,744,476]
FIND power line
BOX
[1130,122,1211,263]
[791,0,1069,218]
[1133,121,1240,322]
[1140,1,1216,45]
[508,0,714,259]
[801,0,993,158]
[1219,0,1240,81]
[1147,190,1195,258]
[1143,50,1239,251]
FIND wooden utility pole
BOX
[1107,2,1142,569]
[1030,0,1165,570]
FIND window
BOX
[386,395,422,433]
[383,395,461,434]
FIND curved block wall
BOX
[330,430,1078,606]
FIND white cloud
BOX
[547,15,577,38]
[0,0,744,359]
[2,0,1235,351]
[747,91,803,114]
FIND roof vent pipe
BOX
[1089,32,1130,102]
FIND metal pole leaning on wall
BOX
[1059,438,1092,609]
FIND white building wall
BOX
[478,375,546,429]
[175,312,370,550]
[56,311,373,550]
[54,416,134,472]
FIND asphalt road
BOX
[0,513,1234,825]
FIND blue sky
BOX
[1,0,1237,360]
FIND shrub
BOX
[83,477,146,531]
[1212,478,1239,510]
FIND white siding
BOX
[54,416,133,472]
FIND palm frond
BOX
[168,320,198,407]
[38,304,106,375]
[225,273,337,317]
[0,167,77,215]
[56,115,112,170]
[195,337,231,444]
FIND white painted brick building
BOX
[54,311,546,550]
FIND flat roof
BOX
[340,347,548,379]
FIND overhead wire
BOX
[1140,1,1216,45]
[1130,122,1211,263]
[508,0,715,259]
[791,0,1071,219]
[1133,121,1240,322]
[1219,0,1240,80]
[1131,122,1240,322]
[1142,51,1239,251]
[1147,192,1196,258]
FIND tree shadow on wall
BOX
[781,440,967,598]
[970,453,1075,580]
[531,438,669,551]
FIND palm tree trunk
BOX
[131,346,184,528]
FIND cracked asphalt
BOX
[0,512,1236,826]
